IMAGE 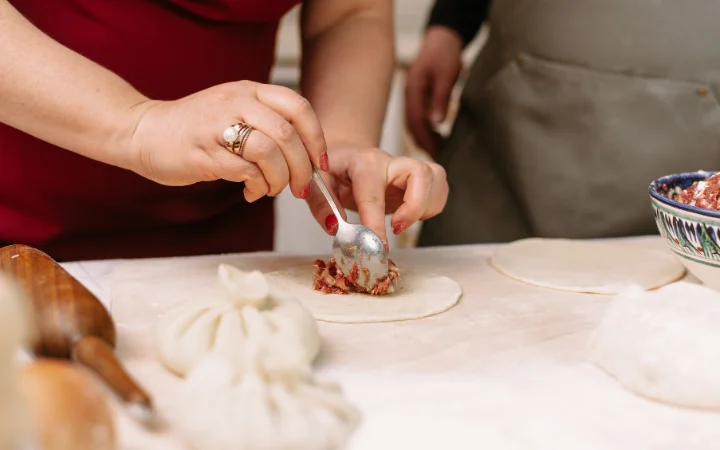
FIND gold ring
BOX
[222,123,254,156]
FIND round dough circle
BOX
[490,238,685,294]
[588,282,720,410]
[266,266,462,323]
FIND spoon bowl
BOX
[312,168,389,291]
[333,220,389,291]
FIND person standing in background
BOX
[406,0,720,246]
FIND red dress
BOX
[1,0,299,261]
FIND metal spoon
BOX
[311,167,389,291]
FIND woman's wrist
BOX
[325,134,380,153]
[110,98,159,174]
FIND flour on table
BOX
[266,266,462,323]
[588,281,720,410]
[490,238,685,294]
[173,354,361,450]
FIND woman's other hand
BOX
[405,26,463,158]
[305,144,449,243]
[129,81,328,202]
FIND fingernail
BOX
[300,184,311,199]
[392,221,407,235]
[430,111,443,125]
[320,153,329,172]
[325,214,338,233]
[381,239,390,254]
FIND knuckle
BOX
[247,180,269,197]
[190,152,218,182]
[237,80,256,93]
[434,164,447,181]
[426,161,447,180]
[200,166,221,182]
[406,204,423,219]
[294,94,311,114]
[358,194,382,206]
[268,179,289,197]
[309,129,326,148]
[269,171,290,197]
[244,164,262,181]
[358,148,383,167]
[215,84,240,104]
[276,121,296,143]
[253,135,278,160]
[419,162,434,179]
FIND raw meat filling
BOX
[313,258,400,295]
[670,173,720,210]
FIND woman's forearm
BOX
[300,0,395,148]
[0,1,147,169]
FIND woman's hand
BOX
[305,143,449,243]
[128,81,329,202]
[405,26,463,157]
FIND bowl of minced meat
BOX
[650,170,720,291]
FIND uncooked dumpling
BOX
[0,273,35,450]
[588,282,720,410]
[491,238,685,294]
[266,265,462,323]
[157,264,320,377]
[174,354,361,450]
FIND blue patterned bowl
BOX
[650,171,720,290]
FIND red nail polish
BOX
[381,239,390,253]
[393,222,407,235]
[320,153,329,172]
[325,214,338,232]
[301,184,311,199]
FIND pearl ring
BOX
[222,123,254,156]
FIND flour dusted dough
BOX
[491,238,685,294]
[266,266,462,323]
[588,282,720,410]
[174,354,361,450]
[157,264,320,377]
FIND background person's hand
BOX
[405,26,463,158]
[305,143,449,246]
[128,81,329,202]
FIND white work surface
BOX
[61,237,720,450]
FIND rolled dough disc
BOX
[588,282,720,411]
[490,238,685,294]
[266,266,462,323]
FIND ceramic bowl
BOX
[650,170,720,290]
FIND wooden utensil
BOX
[0,244,154,424]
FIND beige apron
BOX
[419,0,720,246]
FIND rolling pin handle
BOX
[71,335,154,417]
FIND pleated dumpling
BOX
[156,264,320,377]
[174,354,361,450]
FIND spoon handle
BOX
[312,166,344,222]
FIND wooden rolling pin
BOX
[0,244,154,424]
